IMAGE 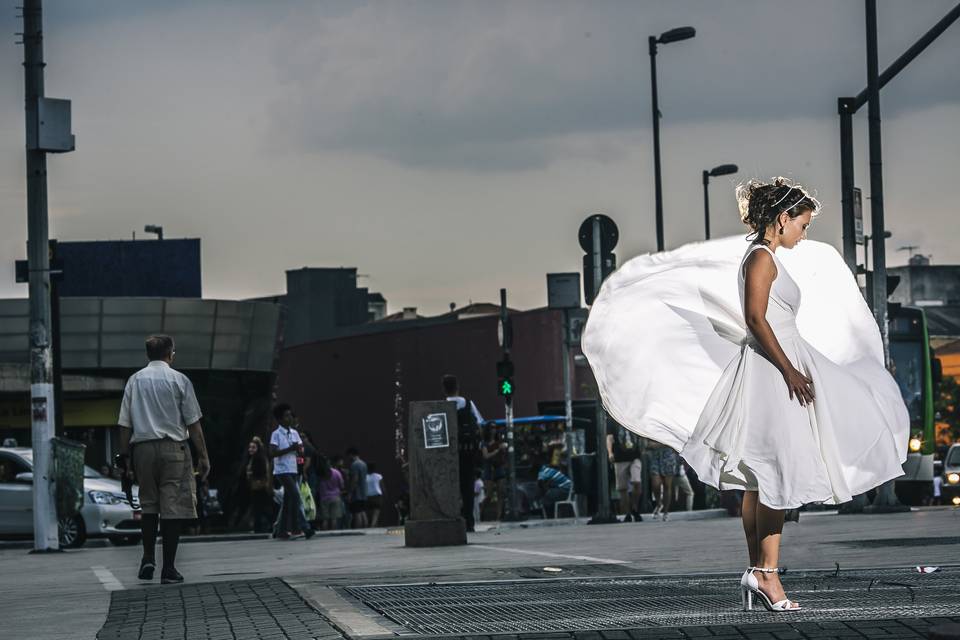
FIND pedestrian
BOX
[334,454,352,530]
[647,440,677,521]
[317,455,344,530]
[269,404,314,539]
[116,334,210,584]
[480,426,508,521]
[442,374,484,532]
[932,461,943,506]
[299,429,319,503]
[535,455,572,518]
[365,462,384,528]
[674,462,694,512]
[473,468,485,525]
[346,447,369,528]
[583,177,908,612]
[242,437,274,532]
[609,429,642,522]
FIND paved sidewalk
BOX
[97,572,960,640]
[97,578,342,640]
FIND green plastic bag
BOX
[299,480,317,521]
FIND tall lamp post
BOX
[702,164,738,240]
[649,26,696,252]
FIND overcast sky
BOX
[1,1,958,315]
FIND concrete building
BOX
[1,238,283,510]
[254,267,388,346]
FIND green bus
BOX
[888,304,942,504]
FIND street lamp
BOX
[649,26,696,252]
[702,164,738,240]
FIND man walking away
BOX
[346,447,368,528]
[269,404,309,539]
[117,335,209,585]
[442,374,484,532]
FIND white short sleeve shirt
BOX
[269,426,302,475]
[118,361,202,443]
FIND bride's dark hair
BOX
[736,177,820,245]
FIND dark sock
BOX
[141,513,158,563]
[160,519,181,571]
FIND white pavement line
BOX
[471,544,631,565]
[91,565,125,591]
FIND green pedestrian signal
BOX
[498,378,514,397]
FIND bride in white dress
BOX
[582,178,908,612]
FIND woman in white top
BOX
[583,178,908,613]
[365,463,384,528]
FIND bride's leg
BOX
[755,500,797,607]
[741,490,759,567]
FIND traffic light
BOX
[497,358,514,398]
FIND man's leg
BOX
[160,518,183,581]
[140,513,158,578]
[132,443,158,580]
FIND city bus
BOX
[888,304,942,504]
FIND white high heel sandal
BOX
[741,567,801,612]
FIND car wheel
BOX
[58,514,87,548]
[109,534,140,546]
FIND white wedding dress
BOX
[582,236,908,509]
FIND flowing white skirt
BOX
[582,237,909,509]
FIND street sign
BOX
[853,187,864,245]
[578,214,619,253]
[547,273,581,309]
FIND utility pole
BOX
[590,217,612,523]
[865,0,889,367]
[22,0,58,551]
[498,289,518,520]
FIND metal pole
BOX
[702,170,711,240]
[866,0,901,510]
[838,99,858,275]
[591,217,612,521]
[649,37,664,252]
[501,288,518,520]
[561,310,572,431]
[866,0,889,366]
[852,2,960,112]
[23,0,58,552]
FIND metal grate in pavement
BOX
[97,578,342,640]
[344,568,960,635]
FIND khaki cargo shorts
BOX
[132,439,197,519]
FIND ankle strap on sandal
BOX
[750,567,779,573]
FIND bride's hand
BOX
[783,367,814,406]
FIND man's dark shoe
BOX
[622,513,633,523]
[304,528,316,540]
[138,558,156,580]
[160,568,184,585]
[632,511,643,522]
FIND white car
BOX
[943,444,960,505]
[0,447,141,548]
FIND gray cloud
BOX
[265,0,960,170]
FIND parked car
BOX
[943,444,960,506]
[0,447,141,548]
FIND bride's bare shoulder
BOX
[743,247,778,282]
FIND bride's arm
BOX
[743,250,815,406]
